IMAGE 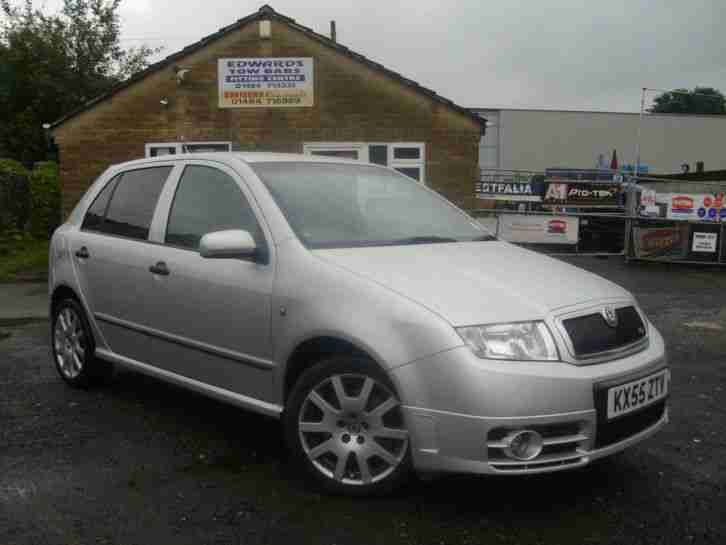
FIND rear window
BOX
[87,166,172,240]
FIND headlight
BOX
[456,321,559,361]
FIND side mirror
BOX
[199,230,257,259]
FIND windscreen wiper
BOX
[471,234,497,241]
[393,236,460,245]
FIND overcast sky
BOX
[33,0,726,112]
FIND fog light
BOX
[504,430,543,461]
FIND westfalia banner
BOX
[543,180,621,207]
[218,58,314,108]
[476,171,543,202]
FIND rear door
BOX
[71,163,178,363]
[138,160,276,403]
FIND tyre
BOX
[51,297,111,388]
[284,356,412,496]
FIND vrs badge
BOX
[602,306,618,328]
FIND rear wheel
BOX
[284,356,411,496]
[51,297,111,388]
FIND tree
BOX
[0,0,161,164]
[649,87,726,115]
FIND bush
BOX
[29,161,61,238]
[0,158,31,231]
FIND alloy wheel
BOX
[298,373,409,486]
[53,306,86,380]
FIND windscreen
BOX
[251,162,493,249]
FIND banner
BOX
[218,58,314,108]
[498,215,579,244]
[476,171,543,202]
[632,226,689,259]
[543,180,621,207]
[662,193,726,222]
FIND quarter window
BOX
[102,167,172,240]
[165,165,262,251]
[81,175,119,231]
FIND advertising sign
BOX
[691,232,718,253]
[663,192,726,221]
[476,171,543,202]
[218,58,314,108]
[543,180,620,207]
[632,226,689,259]
[498,215,579,244]
[687,224,721,262]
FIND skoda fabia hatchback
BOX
[49,153,669,495]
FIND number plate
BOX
[606,369,668,420]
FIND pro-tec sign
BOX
[218,58,314,108]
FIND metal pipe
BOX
[634,87,646,179]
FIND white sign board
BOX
[691,232,718,253]
[498,215,579,245]
[641,189,657,208]
[218,58,314,108]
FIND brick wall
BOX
[54,20,481,215]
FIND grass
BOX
[0,236,49,283]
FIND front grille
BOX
[595,400,666,448]
[562,306,646,358]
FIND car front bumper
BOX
[391,327,669,475]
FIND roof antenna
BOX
[330,20,336,42]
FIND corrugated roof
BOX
[52,5,486,130]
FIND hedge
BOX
[29,161,61,238]
[0,159,60,239]
[0,158,31,231]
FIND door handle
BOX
[149,261,170,276]
[75,246,90,259]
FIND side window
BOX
[81,175,120,231]
[103,166,172,240]
[165,165,262,250]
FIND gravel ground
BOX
[1,256,725,545]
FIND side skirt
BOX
[96,348,283,419]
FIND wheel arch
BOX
[50,284,81,314]
[282,335,393,403]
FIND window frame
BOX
[80,163,179,243]
[154,159,272,262]
[145,141,232,158]
[302,142,426,184]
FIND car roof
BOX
[110,152,367,171]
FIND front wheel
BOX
[284,357,412,496]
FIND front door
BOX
[140,161,276,403]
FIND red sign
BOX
[547,219,568,234]
[670,196,695,217]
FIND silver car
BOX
[49,153,669,495]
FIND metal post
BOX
[634,87,646,179]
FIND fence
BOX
[470,169,726,263]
